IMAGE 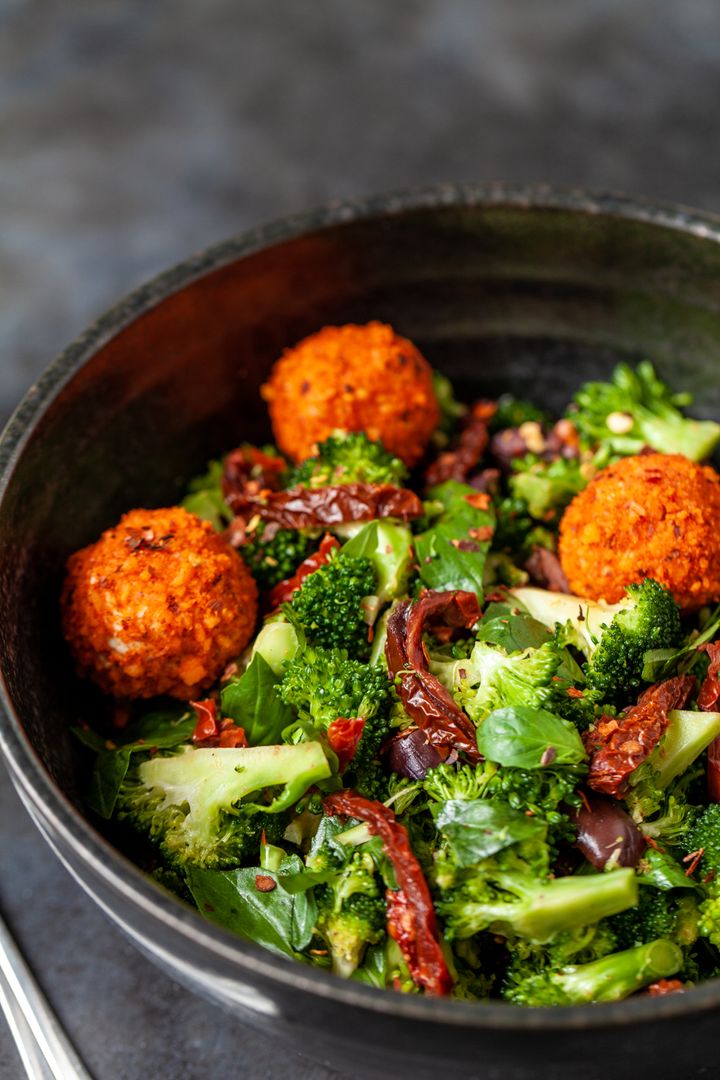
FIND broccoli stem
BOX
[553,939,683,1004]
[509,586,625,656]
[501,867,638,943]
[451,868,638,943]
[252,619,301,675]
[641,709,720,790]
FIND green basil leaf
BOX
[86,748,131,819]
[414,480,495,598]
[186,855,316,958]
[221,652,295,745]
[122,704,196,748]
[181,458,232,532]
[638,846,698,890]
[434,799,545,866]
[477,706,586,769]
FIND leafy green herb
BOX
[181,459,231,532]
[638,847,698,891]
[414,480,495,597]
[220,652,295,745]
[186,855,317,958]
[434,800,546,865]
[476,706,587,770]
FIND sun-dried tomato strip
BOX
[266,533,339,608]
[385,591,481,761]
[584,675,696,797]
[323,791,453,996]
[696,643,720,801]
[226,482,423,531]
[326,717,366,772]
[425,400,496,487]
[222,446,286,506]
[190,699,248,748]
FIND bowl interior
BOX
[3,188,720,989]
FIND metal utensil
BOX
[0,910,93,1080]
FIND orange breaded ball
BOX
[261,322,440,466]
[61,506,258,699]
[559,453,720,609]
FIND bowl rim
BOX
[3,181,720,1031]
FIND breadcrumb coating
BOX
[559,453,720,609]
[61,507,257,699]
[261,322,440,466]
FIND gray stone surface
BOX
[3,0,720,1076]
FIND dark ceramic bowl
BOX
[3,184,720,1080]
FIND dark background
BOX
[2,1,720,1076]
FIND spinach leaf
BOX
[413,480,495,598]
[434,800,545,865]
[86,748,132,819]
[638,847,698,890]
[476,706,587,769]
[186,855,316,957]
[221,653,295,745]
[72,703,195,819]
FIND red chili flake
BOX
[323,791,453,996]
[254,875,277,893]
[216,719,249,748]
[222,446,286,505]
[584,675,695,797]
[326,717,366,772]
[468,525,494,542]
[683,848,704,877]
[566,687,585,699]
[266,533,340,608]
[385,590,481,761]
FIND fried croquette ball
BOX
[61,507,258,699]
[261,322,440,467]
[559,453,720,609]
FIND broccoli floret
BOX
[448,639,566,724]
[626,712,720,827]
[289,551,377,658]
[685,804,720,875]
[570,361,720,462]
[116,742,330,870]
[505,939,683,1005]
[608,890,699,951]
[509,455,587,522]
[511,579,683,704]
[241,524,319,591]
[310,849,386,977]
[435,838,638,944]
[287,431,408,489]
[278,646,392,731]
[424,760,580,839]
[697,878,720,949]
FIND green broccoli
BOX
[511,579,683,703]
[608,890,699,952]
[424,760,580,840]
[241,523,320,591]
[287,431,408,489]
[116,742,330,870]
[504,939,683,1005]
[289,550,377,658]
[492,494,556,562]
[278,646,392,730]
[569,361,720,462]
[509,455,587,522]
[306,843,386,977]
[686,803,720,875]
[435,837,638,944]
[626,711,720,827]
